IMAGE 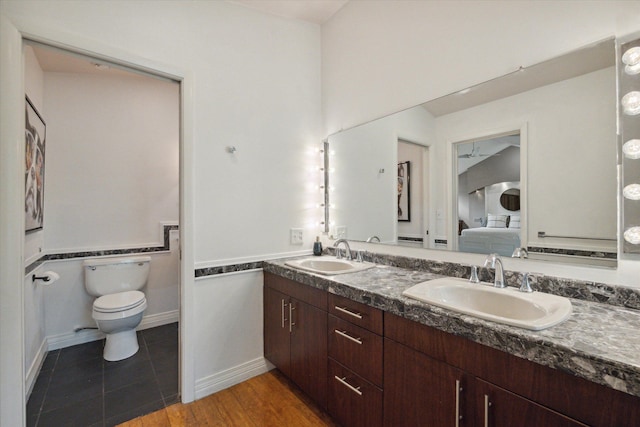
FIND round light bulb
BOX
[623,139,640,159]
[624,226,640,245]
[623,184,640,200]
[622,46,640,67]
[622,91,640,115]
[626,63,640,76]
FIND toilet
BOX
[83,256,151,361]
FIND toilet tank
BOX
[83,256,151,297]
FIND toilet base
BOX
[103,329,140,361]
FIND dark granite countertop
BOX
[264,257,640,399]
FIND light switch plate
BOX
[290,228,304,245]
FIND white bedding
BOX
[459,227,520,257]
[461,227,520,238]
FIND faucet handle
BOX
[356,251,363,262]
[469,265,480,283]
[519,273,534,293]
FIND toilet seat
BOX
[94,290,146,313]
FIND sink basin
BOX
[284,257,375,275]
[402,277,572,330]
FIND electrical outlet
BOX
[290,228,304,245]
[335,226,347,239]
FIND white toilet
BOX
[83,256,151,361]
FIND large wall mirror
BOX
[327,38,618,267]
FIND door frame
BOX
[0,15,196,425]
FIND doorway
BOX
[454,132,521,256]
[397,139,430,248]
[22,41,182,425]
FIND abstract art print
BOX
[25,96,46,232]
[398,161,410,221]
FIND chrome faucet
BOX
[333,239,352,260]
[484,253,506,288]
[366,235,381,243]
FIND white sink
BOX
[402,277,572,330]
[285,256,375,275]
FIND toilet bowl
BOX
[92,290,147,361]
[83,256,151,361]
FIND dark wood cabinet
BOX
[476,379,587,427]
[384,312,640,427]
[328,358,383,427]
[264,273,328,409]
[265,273,640,427]
[327,296,384,427]
[384,338,471,427]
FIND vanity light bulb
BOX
[623,139,640,159]
[622,46,640,66]
[626,62,640,76]
[624,226,640,245]
[621,91,640,115]
[623,184,640,200]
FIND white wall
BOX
[329,105,435,243]
[43,71,179,252]
[1,0,322,413]
[322,0,640,134]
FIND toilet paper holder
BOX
[32,271,59,284]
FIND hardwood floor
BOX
[117,370,338,426]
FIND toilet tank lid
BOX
[83,256,151,268]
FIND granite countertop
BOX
[264,257,640,399]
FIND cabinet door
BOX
[328,359,383,427]
[264,286,291,377]
[384,338,470,427]
[476,380,588,427]
[290,298,328,409]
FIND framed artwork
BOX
[398,161,410,222]
[25,96,46,233]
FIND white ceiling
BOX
[229,0,349,24]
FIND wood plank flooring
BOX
[117,370,338,426]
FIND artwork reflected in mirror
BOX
[397,161,410,221]
[25,96,46,233]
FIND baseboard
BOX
[47,309,179,351]
[139,309,179,330]
[25,339,48,399]
[195,357,272,400]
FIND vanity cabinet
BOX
[384,312,640,427]
[263,273,328,409]
[327,294,384,427]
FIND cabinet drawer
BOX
[328,359,383,427]
[328,315,383,387]
[328,293,382,334]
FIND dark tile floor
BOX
[27,323,179,427]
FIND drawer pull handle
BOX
[334,376,363,396]
[334,329,363,345]
[455,379,462,427]
[484,394,492,427]
[335,305,363,319]
[281,299,287,329]
[289,303,295,333]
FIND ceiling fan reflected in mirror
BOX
[458,142,499,159]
